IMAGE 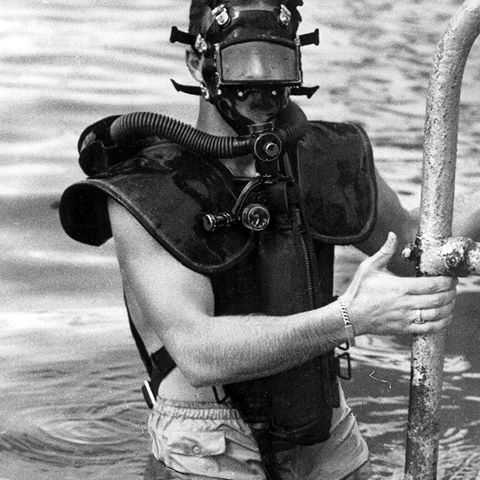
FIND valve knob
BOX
[203,205,271,233]
[202,212,234,232]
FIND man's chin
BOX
[243,111,279,125]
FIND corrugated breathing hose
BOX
[109,111,307,159]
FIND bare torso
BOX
[125,287,217,402]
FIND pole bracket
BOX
[418,236,480,276]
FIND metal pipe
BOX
[404,1,480,479]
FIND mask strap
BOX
[170,79,202,96]
[290,85,319,99]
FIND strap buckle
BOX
[142,380,156,409]
[212,386,229,404]
[336,351,352,380]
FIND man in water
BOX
[59,1,478,479]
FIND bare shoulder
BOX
[107,197,213,315]
[107,197,164,259]
[356,169,417,256]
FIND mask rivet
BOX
[194,34,208,54]
[279,4,292,26]
[271,89,278,96]
[217,88,223,96]
[200,84,211,101]
[237,90,244,98]
[212,4,230,27]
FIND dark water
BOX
[1,1,479,478]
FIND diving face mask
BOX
[170,0,319,130]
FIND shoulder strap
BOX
[124,293,153,375]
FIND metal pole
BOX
[404,2,480,479]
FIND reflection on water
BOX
[0,1,479,479]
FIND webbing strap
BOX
[124,294,153,375]
[150,348,177,396]
[124,294,176,407]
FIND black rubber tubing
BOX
[109,111,307,158]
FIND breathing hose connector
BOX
[109,111,307,162]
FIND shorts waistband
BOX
[154,397,243,420]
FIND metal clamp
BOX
[405,235,480,276]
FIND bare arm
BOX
[109,198,455,388]
[109,199,349,387]
[356,169,480,275]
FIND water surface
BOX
[1,1,479,478]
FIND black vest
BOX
[60,119,377,451]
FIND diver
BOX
[59,1,479,479]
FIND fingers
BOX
[409,289,457,310]
[409,314,454,335]
[411,302,456,323]
[403,276,457,295]
[406,300,456,335]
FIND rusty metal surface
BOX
[420,0,480,241]
[408,236,480,276]
[405,1,480,479]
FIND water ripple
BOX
[0,402,145,467]
[1,1,480,478]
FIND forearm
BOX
[388,191,480,276]
[110,199,349,388]
[165,300,347,387]
[451,191,480,240]
[400,194,480,245]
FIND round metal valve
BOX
[253,132,282,163]
[241,204,271,231]
[264,141,281,158]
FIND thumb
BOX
[368,232,398,269]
